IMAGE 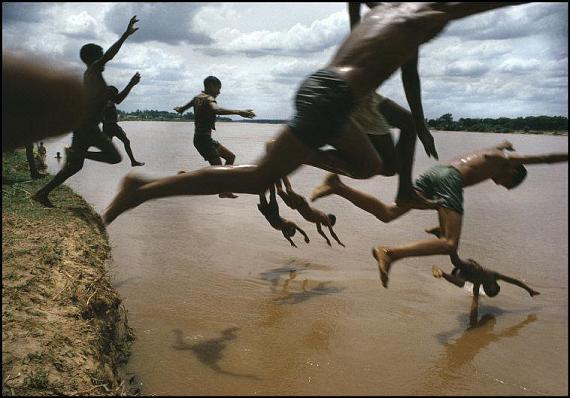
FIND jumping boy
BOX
[174,76,255,199]
[275,177,344,247]
[103,72,145,167]
[33,16,139,207]
[258,185,310,248]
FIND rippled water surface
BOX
[46,122,568,395]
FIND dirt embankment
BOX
[2,151,135,396]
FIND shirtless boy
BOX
[103,72,145,167]
[104,3,525,225]
[174,76,255,198]
[258,185,310,248]
[307,1,439,208]
[275,177,344,247]
[311,141,568,288]
[33,16,139,207]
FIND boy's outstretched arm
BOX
[209,101,255,118]
[469,283,481,328]
[296,224,310,244]
[432,266,465,288]
[115,72,141,104]
[496,274,540,297]
[94,16,138,69]
[506,152,568,166]
[327,225,345,247]
[401,52,438,160]
[316,223,331,246]
[174,98,195,114]
[283,231,298,248]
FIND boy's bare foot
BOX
[131,161,145,167]
[432,266,443,278]
[372,246,393,288]
[311,173,341,202]
[219,192,238,199]
[425,226,441,238]
[396,189,442,209]
[530,290,540,297]
[103,172,148,225]
[32,192,55,208]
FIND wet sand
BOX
[46,122,568,395]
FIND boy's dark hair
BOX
[483,280,500,297]
[80,43,103,65]
[328,214,337,226]
[510,165,528,189]
[204,76,221,89]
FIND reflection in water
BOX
[425,312,538,393]
[172,328,259,380]
[260,266,344,306]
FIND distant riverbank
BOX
[119,119,567,135]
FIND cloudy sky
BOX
[3,2,568,120]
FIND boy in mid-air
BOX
[427,226,540,301]
[258,185,310,248]
[275,177,344,247]
[174,76,255,199]
[103,72,145,167]
[310,140,568,288]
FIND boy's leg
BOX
[312,174,410,223]
[103,126,314,224]
[33,135,88,207]
[84,129,121,164]
[216,144,236,166]
[373,207,462,287]
[115,128,144,166]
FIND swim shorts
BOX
[193,134,221,162]
[414,165,465,214]
[287,69,355,149]
[349,92,391,136]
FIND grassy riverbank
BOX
[2,150,135,395]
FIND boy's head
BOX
[492,165,527,190]
[107,85,119,100]
[482,278,501,297]
[203,75,222,97]
[327,214,337,226]
[80,43,104,66]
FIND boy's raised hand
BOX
[130,72,141,85]
[126,16,139,36]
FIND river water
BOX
[45,122,568,395]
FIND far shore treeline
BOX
[118,110,568,134]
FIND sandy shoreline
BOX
[2,151,137,396]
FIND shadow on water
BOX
[172,327,259,380]
[260,266,344,305]
[112,276,141,289]
[422,307,539,393]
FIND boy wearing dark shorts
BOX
[103,72,145,167]
[174,76,255,199]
